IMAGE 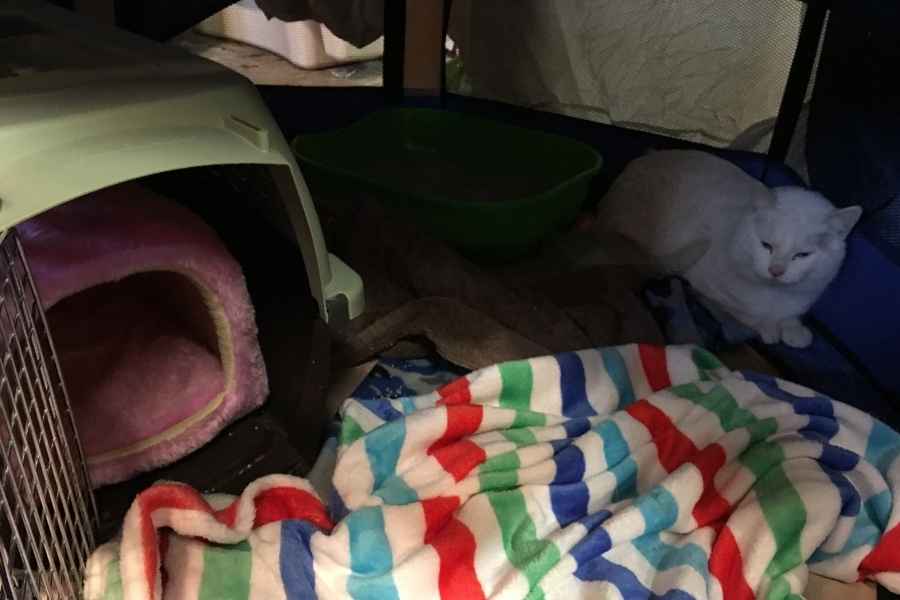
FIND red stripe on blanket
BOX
[638,345,671,391]
[627,400,696,471]
[428,406,487,481]
[423,496,460,542]
[215,501,239,527]
[626,400,731,523]
[422,497,486,600]
[429,406,484,452]
[431,440,487,482]
[689,445,732,526]
[858,524,900,578]
[253,487,334,531]
[137,484,211,598]
[709,525,755,600]
[438,377,472,405]
[707,518,727,536]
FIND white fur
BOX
[594,150,861,348]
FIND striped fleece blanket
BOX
[84,344,900,599]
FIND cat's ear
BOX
[827,206,863,239]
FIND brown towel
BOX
[253,0,384,48]
[323,200,663,370]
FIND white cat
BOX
[591,150,862,348]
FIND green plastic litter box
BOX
[292,108,603,261]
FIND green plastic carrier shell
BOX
[0,0,364,323]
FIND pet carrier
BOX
[0,230,96,599]
[0,0,363,596]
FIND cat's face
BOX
[733,189,861,286]
[745,215,829,284]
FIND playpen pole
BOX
[383,0,407,102]
[383,0,449,105]
[768,0,830,164]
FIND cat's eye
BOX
[793,252,812,260]
[761,242,773,253]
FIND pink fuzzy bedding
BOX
[17,184,269,487]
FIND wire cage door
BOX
[0,230,98,599]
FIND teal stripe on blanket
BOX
[632,533,710,583]
[365,416,417,504]
[812,490,893,564]
[808,422,900,562]
[347,507,400,600]
[635,486,679,534]
[609,456,638,503]
[376,476,418,505]
[596,420,637,501]
[365,420,407,490]
[401,397,417,415]
[601,348,635,408]
[866,420,900,469]
[867,489,894,530]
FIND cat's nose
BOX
[769,265,786,278]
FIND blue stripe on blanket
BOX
[631,533,710,584]
[819,465,862,517]
[811,428,897,562]
[359,399,404,422]
[575,554,693,599]
[742,372,839,440]
[330,488,350,522]
[551,442,588,527]
[570,512,613,566]
[557,352,596,417]
[810,489,892,563]
[347,507,400,600]
[570,516,697,600]
[280,520,320,599]
[564,418,592,438]
[803,416,840,442]
[571,511,693,598]
[601,349,635,408]
[552,444,586,484]
[550,482,589,528]
[811,432,898,562]
[820,443,860,472]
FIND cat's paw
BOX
[756,323,781,345]
[780,320,813,348]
